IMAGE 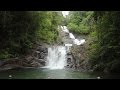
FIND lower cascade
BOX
[45,46,67,69]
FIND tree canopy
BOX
[66,11,94,34]
[0,11,63,59]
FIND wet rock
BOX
[67,52,72,55]
[0,64,24,71]
[37,59,46,66]
[36,46,47,53]
[25,55,33,62]
[33,51,40,58]
[67,58,72,64]
[32,46,48,60]
[39,52,45,59]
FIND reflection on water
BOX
[0,68,119,79]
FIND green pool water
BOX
[0,68,119,79]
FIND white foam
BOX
[65,44,72,46]
[73,39,85,45]
[69,33,75,39]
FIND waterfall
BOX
[45,46,67,69]
[44,26,86,70]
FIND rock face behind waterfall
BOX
[66,44,91,71]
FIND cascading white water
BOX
[62,26,86,45]
[45,46,67,69]
[73,39,85,45]
[69,33,75,39]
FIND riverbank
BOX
[0,43,48,71]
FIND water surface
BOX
[0,68,119,79]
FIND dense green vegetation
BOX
[88,11,120,73]
[0,11,63,59]
[66,11,94,35]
